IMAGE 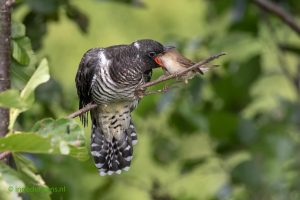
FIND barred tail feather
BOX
[91,123,137,176]
[128,120,138,145]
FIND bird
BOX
[75,39,171,176]
[154,48,214,83]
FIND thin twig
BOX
[253,0,300,36]
[0,151,11,160]
[0,52,226,161]
[139,52,226,89]
[67,52,226,118]
[67,103,97,119]
[264,15,295,80]
[66,52,226,119]
[262,12,300,100]
[143,84,179,96]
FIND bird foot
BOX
[135,88,146,98]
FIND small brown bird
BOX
[154,48,213,83]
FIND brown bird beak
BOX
[154,45,176,67]
[163,45,176,52]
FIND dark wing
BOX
[176,54,204,74]
[75,48,101,126]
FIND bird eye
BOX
[148,52,157,58]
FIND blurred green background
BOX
[5,0,300,199]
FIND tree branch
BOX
[253,0,300,36]
[139,52,226,89]
[67,103,97,119]
[0,0,13,137]
[260,9,300,101]
[0,0,14,164]
[66,52,226,119]
[0,52,226,161]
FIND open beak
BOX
[154,45,176,67]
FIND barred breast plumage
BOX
[75,39,167,175]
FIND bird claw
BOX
[135,88,145,98]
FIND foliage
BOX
[0,0,300,200]
[0,1,89,199]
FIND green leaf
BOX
[209,111,238,141]
[14,154,51,200]
[209,33,261,62]
[211,56,261,110]
[12,40,30,65]
[231,160,262,188]
[237,118,257,144]
[233,55,261,89]
[0,163,24,200]
[180,157,207,174]
[0,90,28,109]
[59,141,70,155]
[10,58,50,130]
[65,4,89,33]
[11,22,26,39]
[12,36,35,68]
[20,58,50,101]
[24,0,60,14]
[0,119,88,160]
[32,118,88,160]
[0,133,53,153]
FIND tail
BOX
[90,120,138,176]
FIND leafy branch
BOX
[253,0,300,36]
[253,0,300,99]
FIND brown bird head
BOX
[152,46,176,67]
[152,47,206,75]
[153,47,200,74]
